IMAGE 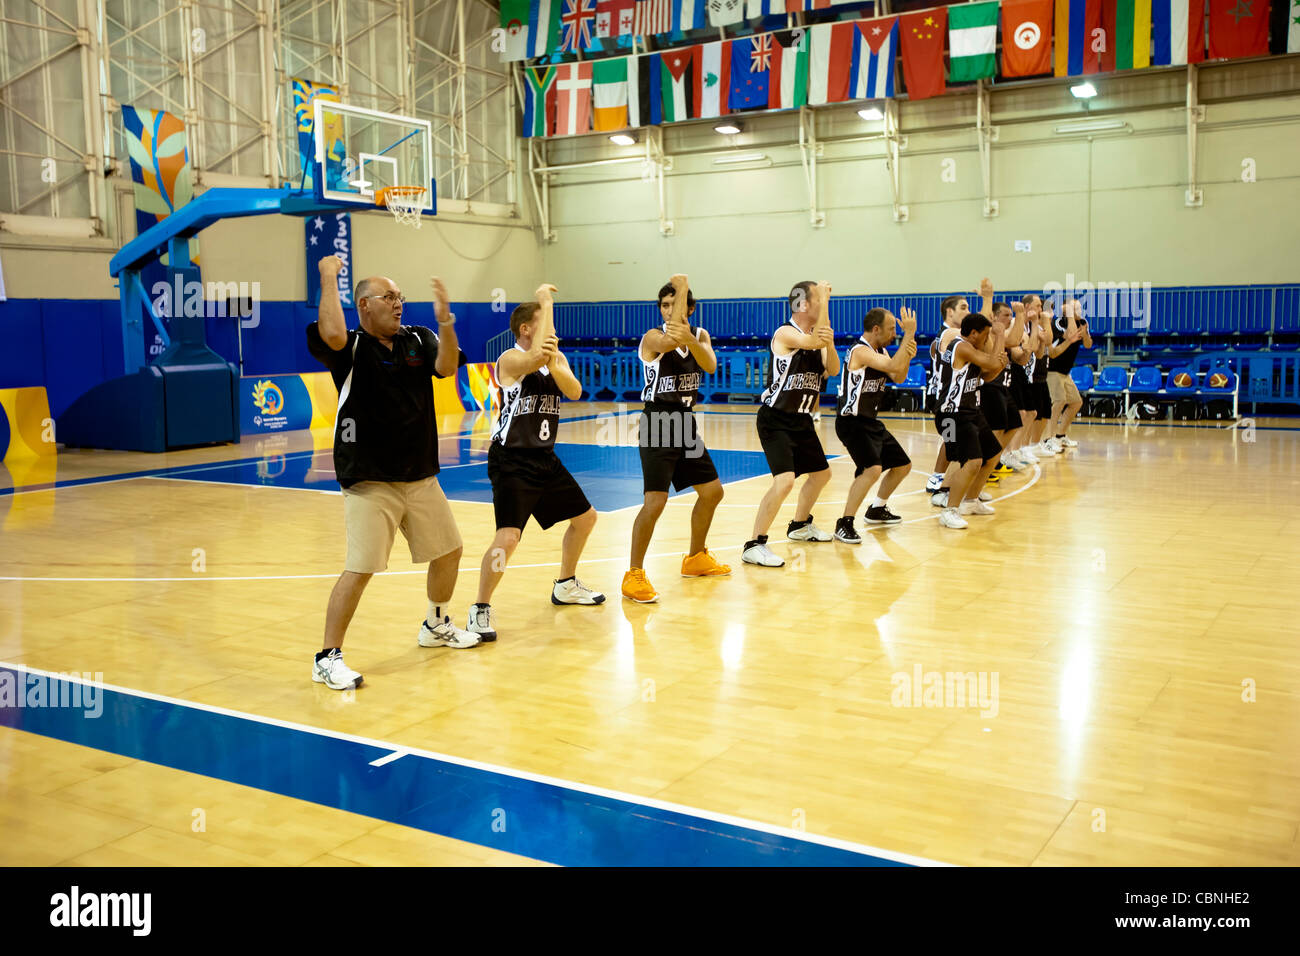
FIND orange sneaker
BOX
[681,550,732,577]
[621,568,658,603]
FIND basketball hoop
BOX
[377,186,427,229]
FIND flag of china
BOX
[1208,0,1271,60]
[900,8,947,100]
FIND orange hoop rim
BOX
[376,185,427,208]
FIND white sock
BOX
[427,601,442,625]
[871,497,887,508]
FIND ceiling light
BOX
[1070,82,1098,99]
[712,151,768,165]
[714,122,742,135]
[858,106,884,121]
[1053,119,1129,135]
[608,132,637,146]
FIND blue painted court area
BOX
[170,441,770,510]
[0,665,919,867]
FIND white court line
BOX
[0,660,949,867]
[368,749,409,767]
[0,468,1040,583]
[153,476,342,495]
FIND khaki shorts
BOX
[1047,371,1082,408]
[342,476,462,573]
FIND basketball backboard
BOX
[311,100,435,214]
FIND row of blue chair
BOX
[546,284,1300,342]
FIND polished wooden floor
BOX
[2,405,1298,866]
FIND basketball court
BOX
[2,0,1299,875]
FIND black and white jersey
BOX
[760,318,826,416]
[928,324,959,398]
[641,325,705,408]
[1024,347,1037,381]
[491,345,564,449]
[838,337,888,419]
[936,336,980,414]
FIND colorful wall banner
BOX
[306,213,353,309]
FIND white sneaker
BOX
[960,499,996,515]
[1019,448,1039,464]
[931,490,949,508]
[418,616,481,648]
[1045,438,1064,453]
[1004,453,1027,472]
[312,649,363,690]
[742,542,785,567]
[467,603,497,643]
[787,518,832,542]
[978,490,993,502]
[939,508,968,529]
[552,577,606,605]
[925,473,944,493]
[1060,436,1079,448]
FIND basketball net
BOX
[377,186,427,229]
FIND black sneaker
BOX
[865,505,902,524]
[833,516,861,543]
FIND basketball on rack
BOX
[1208,372,1229,388]
[1173,372,1193,388]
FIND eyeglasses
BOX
[362,291,406,305]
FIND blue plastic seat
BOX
[1069,366,1094,392]
[1093,366,1129,392]
[1130,366,1163,392]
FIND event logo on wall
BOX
[251,379,288,430]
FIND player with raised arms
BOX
[466,283,604,643]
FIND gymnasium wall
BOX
[537,59,1300,298]
[0,201,545,410]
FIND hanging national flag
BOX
[1269,0,1300,51]
[595,0,637,36]
[530,0,563,57]
[768,29,809,109]
[592,56,646,131]
[707,0,745,27]
[696,40,732,118]
[808,22,855,105]
[1151,0,1206,64]
[675,0,708,32]
[900,8,947,100]
[1208,0,1271,59]
[744,0,789,16]
[849,18,898,99]
[522,65,558,137]
[1101,0,1153,71]
[728,35,773,110]
[660,47,695,121]
[1054,0,1104,76]
[560,0,597,51]
[948,2,999,81]
[500,0,531,61]
[555,62,593,136]
[1002,0,1055,76]
[635,0,673,35]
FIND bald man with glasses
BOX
[305,255,479,692]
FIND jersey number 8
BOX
[539,419,550,441]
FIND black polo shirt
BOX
[1048,316,1088,374]
[306,323,467,488]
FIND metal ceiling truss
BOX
[1,0,515,236]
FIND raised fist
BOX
[670,273,689,292]
[535,283,558,304]
[978,277,994,299]
[318,255,343,278]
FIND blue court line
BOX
[0,664,930,867]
